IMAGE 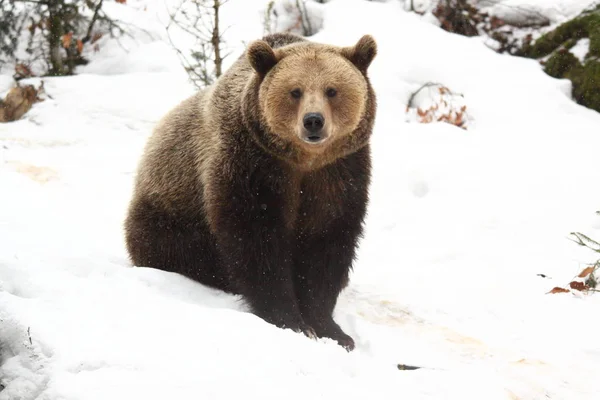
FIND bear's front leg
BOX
[205,164,315,339]
[294,220,363,351]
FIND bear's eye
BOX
[326,88,337,98]
[290,89,302,99]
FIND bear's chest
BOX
[292,167,353,235]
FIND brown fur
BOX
[124,33,377,350]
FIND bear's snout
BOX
[302,113,326,144]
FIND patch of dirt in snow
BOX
[342,288,490,358]
[6,161,59,184]
[0,137,79,149]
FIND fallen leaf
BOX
[62,32,73,48]
[14,63,32,79]
[454,111,464,126]
[547,287,569,294]
[91,32,103,44]
[578,266,595,278]
[569,281,589,291]
[76,39,83,54]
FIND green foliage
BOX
[543,50,581,78]
[519,5,600,58]
[570,219,600,255]
[570,61,600,112]
[589,22,600,57]
[519,6,600,113]
[520,16,592,58]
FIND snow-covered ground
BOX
[2,0,600,399]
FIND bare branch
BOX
[165,0,229,87]
[82,0,104,44]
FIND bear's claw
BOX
[301,325,318,340]
[330,332,355,352]
[307,318,356,351]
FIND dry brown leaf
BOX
[115,0,127,3]
[76,39,83,54]
[91,32,103,44]
[455,111,464,126]
[14,63,32,79]
[62,32,73,48]
[569,281,589,291]
[547,287,569,294]
[577,266,595,278]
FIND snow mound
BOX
[2,0,600,399]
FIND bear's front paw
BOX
[282,321,317,340]
[262,311,317,340]
[297,324,318,340]
[329,331,355,352]
[309,318,356,351]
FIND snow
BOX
[478,0,598,24]
[570,38,591,63]
[2,0,600,399]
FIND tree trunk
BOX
[212,0,222,78]
[47,1,64,76]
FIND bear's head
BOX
[243,35,377,170]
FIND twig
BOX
[406,82,463,109]
[212,0,222,77]
[568,232,600,252]
[164,0,229,87]
[82,0,104,44]
[12,0,49,4]
[397,363,421,370]
[296,0,312,36]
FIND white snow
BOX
[570,38,591,63]
[478,0,598,24]
[2,0,600,399]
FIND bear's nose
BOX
[303,113,325,135]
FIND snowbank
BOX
[1,1,600,399]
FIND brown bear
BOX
[124,32,377,351]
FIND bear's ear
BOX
[247,40,278,76]
[341,35,377,74]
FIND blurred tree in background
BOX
[0,0,124,79]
